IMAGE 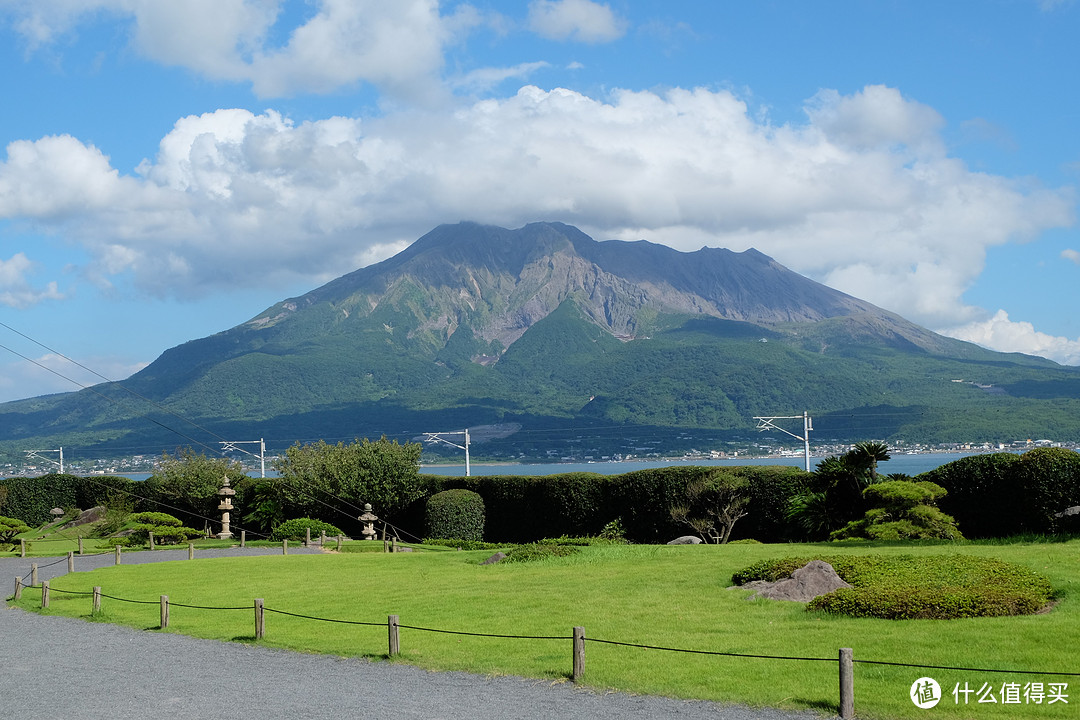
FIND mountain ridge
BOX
[1,221,1078,459]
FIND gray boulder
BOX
[667,536,703,545]
[481,552,507,565]
[741,560,852,602]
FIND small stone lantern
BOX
[358,503,378,540]
[217,474,236,539]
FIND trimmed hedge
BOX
[409,464,811,544]
[269,517,345,542]
[732,554,1053,619]
[425,489,485,542]
[919,448,1080,536]
[0,474,142,526]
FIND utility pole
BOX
[25,447,63,474]
[220,438,266,477]
[423,429,471,476]
[752,412,813,471]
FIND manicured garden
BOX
[8,539,1079,720]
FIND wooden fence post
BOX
[839,647,854,720]
[188,542,194,560]
[115,545,122,565]
[320,529,326,546]
[337,535,343,551]
[41,580,50,609]
[391,538,397,553]
[240,530,246,548]
[20,538,26,557]
[305,527,311,547]
[149,531,155,550]
[282,539,288,555]
[92,586,101,614]
[78,536,84,555]
[14,576,22,600]
[31,563,38,586]
[160,595,169,629]
[67,551,74,574]
[383,538,389,553]
[572,626,585,683]
[254,598,265,639]
[388,614,400,656]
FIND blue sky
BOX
[1,0,1079,404]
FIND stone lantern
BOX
[358,503,378,540]
[217,474,236,539]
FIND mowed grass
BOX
[9,541,1080,720]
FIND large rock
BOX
[61,506,106,529]
[667,536,703,545]
[741,560,852,602]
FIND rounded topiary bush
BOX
[732,554,1053,620]
[425,489,485,542]
[270,517,345,542]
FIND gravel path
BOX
[2,549,827,720]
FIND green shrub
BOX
[123,511,203,547]
[269,517,345,542]
[503,543,580,563]
[425,489,485,542]
[422,538,508,551]
[728,538,762,544]
[732,554,1053,620]
[1,515,31,548]
[130,512,184,527]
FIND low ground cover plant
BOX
[732,554,1053,619]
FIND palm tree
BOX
[850,441,891,482]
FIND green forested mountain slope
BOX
[2,222,1079,458]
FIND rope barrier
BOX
[586,636,835,662]
[46,586,94,596]
[97,592,160,605]
[395,623,570,640]
[853,658,1080,677]
[168,601,250,611]
[263,607,384,626]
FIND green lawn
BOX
[8,541,1079,720]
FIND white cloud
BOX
[0,85,1074,342]
[0,253,64,308]
[944,310,1080,365]
[451,61,551,94]
[528,0,627,43]
[0,352,146,403]
[1063,248,1080,264]
[0,0,463,100]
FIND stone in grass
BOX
[667,536,703,545]
[740,560,852,603]
[481,552,507,565]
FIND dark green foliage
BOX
[120,511,202,547]
[1011,447,1080,532]
[732,554,1053,620]
[786,443,893,540]
[502,543,581,563]
[425,489,485,542]
[406,464,809,543]
[130,511,183,527]
[670,470,750,543]
[142,449,248,531]
[269,517,345,542]
[272,436,423,531]
[0,515,30,545]
[0,474,141,526]
[920,448,1080,536]
[831,480,962,541]
[421,538,507,551]
[919,453,1021,537]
